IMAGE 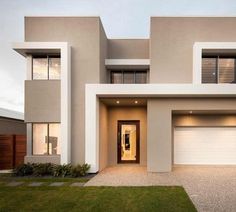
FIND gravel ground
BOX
[85,165,236,212]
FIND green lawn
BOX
[0,184,196,212]
[0,173,92,184]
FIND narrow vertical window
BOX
[202,58,217,83]
[219,58,235,83]
[32,57,48,80]
[49,57,61,80]
[33,124,48,155]
[49,124,61,155]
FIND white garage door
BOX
[174,127,236,165]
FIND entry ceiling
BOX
[100,98,147,106]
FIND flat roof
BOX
[0,108,24,120]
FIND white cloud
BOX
[0,69,24,112]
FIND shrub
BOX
[32,163,53,177]
[70,164,81,177]
[14,163,33,176]
[14,163,90,177]
[71,163,90,177]
[80,163,91,176]
[52,164,72,177]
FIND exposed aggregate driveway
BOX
[85,166,236,212]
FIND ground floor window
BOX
[32,123,61,155]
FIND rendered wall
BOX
[25,155,60,164]
[147,98,236,172]
[25,80,60,122]
[150,17,236,83]
[99,20,108,83]
[25,17,106,164]
[108,39,149,59]
[99,102,108,171]
[108,106,147,166]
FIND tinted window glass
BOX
[110,71,147,84]
[135,72,147,83]
[123,72,135,84]
[202,58,217,83]
[219,58,235,83]
[111,72,123,84]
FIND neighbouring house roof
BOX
[0,108,24,121]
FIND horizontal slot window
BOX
[110,70,148,84]
[202,56,236,84]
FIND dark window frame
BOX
[202,55,236,84]
[32,55,61,80]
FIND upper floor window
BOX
[32,55,61,80]
[110,70,147,84]
[202,56,236,84]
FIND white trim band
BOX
[105,59,150,66]
[13,42,71,165]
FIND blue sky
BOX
[0,0,236,112]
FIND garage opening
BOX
[173,113,236,166]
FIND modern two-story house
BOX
[13,17,236,173]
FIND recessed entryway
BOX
[98,98,147,171]
[117,120,140,163]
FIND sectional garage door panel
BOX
[174,127,236,165]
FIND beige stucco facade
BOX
[25,17,105,164]
[14,16,236,173]
[25,80,60,122]
[150,17,236,83]
[108,39,149,59]
[147,98,236,172]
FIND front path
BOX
[85,165,236,212]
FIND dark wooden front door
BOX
[117,120,140,163]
